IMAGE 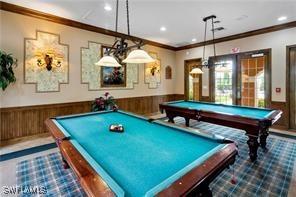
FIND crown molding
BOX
[1,1,295,52]
[176,21,296,51]
[0,1,177,51]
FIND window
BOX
[241,56,266,107]
[255,72,265,107]
[214,61,233,105]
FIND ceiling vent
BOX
[211,27,225,32]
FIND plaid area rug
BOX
[16,119,296,197]
[16,153,85,197]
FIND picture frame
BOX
[100,45,127,87]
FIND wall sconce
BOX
[35,49,63,71]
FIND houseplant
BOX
[91,92,118,111]
[0,50,17,90]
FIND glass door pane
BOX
[185,59,202,101]
[214,61,233,105]
[241,56,266,107]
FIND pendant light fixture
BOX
[189,67,203,74]
[201,15,218,68]
[95,55,122,67]
[96,0,155,67]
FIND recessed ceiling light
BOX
[160,26,166,32]
[192,38,197,42]
[236,15,248,21]
[104,4,112,11]
[277,16,287,21]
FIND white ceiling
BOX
[4,0,296,47]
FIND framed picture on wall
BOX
[100,45,127,87]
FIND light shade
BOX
[95,56,122,67]
[190,68,203,74]
[123,49,155,64]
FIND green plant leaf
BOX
[0,50,17,90]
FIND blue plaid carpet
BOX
[16,118,296,197]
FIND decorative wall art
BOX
[100,45,126,87]
[24,31,69,92]
[81,41,138,90]
[145,52,161,89]
[165,66,172,79]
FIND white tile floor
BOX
[0,136,54,155]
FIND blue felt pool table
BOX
[45,110,237,197]
[159,100,282,161]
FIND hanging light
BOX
[123,49,155,64]
[95,55,122,67]
[190,68,203,74]
[96,0,154,66]
[201,15,218,68]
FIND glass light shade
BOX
[95,56,122,67]
[190,68,203,74]
[122,49,155,64]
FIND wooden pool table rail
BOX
[159,102,282,161]
[45,117,238,197]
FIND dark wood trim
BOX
[0,94,184,141]
[270,101,289,129]
[1,2,295,51]
[184,58,202,100]
[0,1,175,51]
[176,21,296,51]
[287,44,296,129]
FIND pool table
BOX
[45,110,237,197]
[159,100,282,161]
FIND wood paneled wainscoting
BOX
[1,94,184,141]
[270,101,289,130]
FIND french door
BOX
[209,55,237,105]
[237,50,271,108]
[288,45,296,129]
[184,59,202,101]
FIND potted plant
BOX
[0,50,17,90]
[91,92,118,112]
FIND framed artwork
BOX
[81,42,138,90]
[145,52,161,89]
[100,45,127,87]
[24,31,69,92]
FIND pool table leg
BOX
[167,115,175,123]
[62,157,69,169]
[247,135,259,162]
[259,128,269,149]
[185,117,190,127]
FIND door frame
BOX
[209,54,237,104]
[184,58,202,100]
[287,44,296,130]
[237,48,272,108]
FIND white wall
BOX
[0,11,176,107]
[176,28,296,102]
